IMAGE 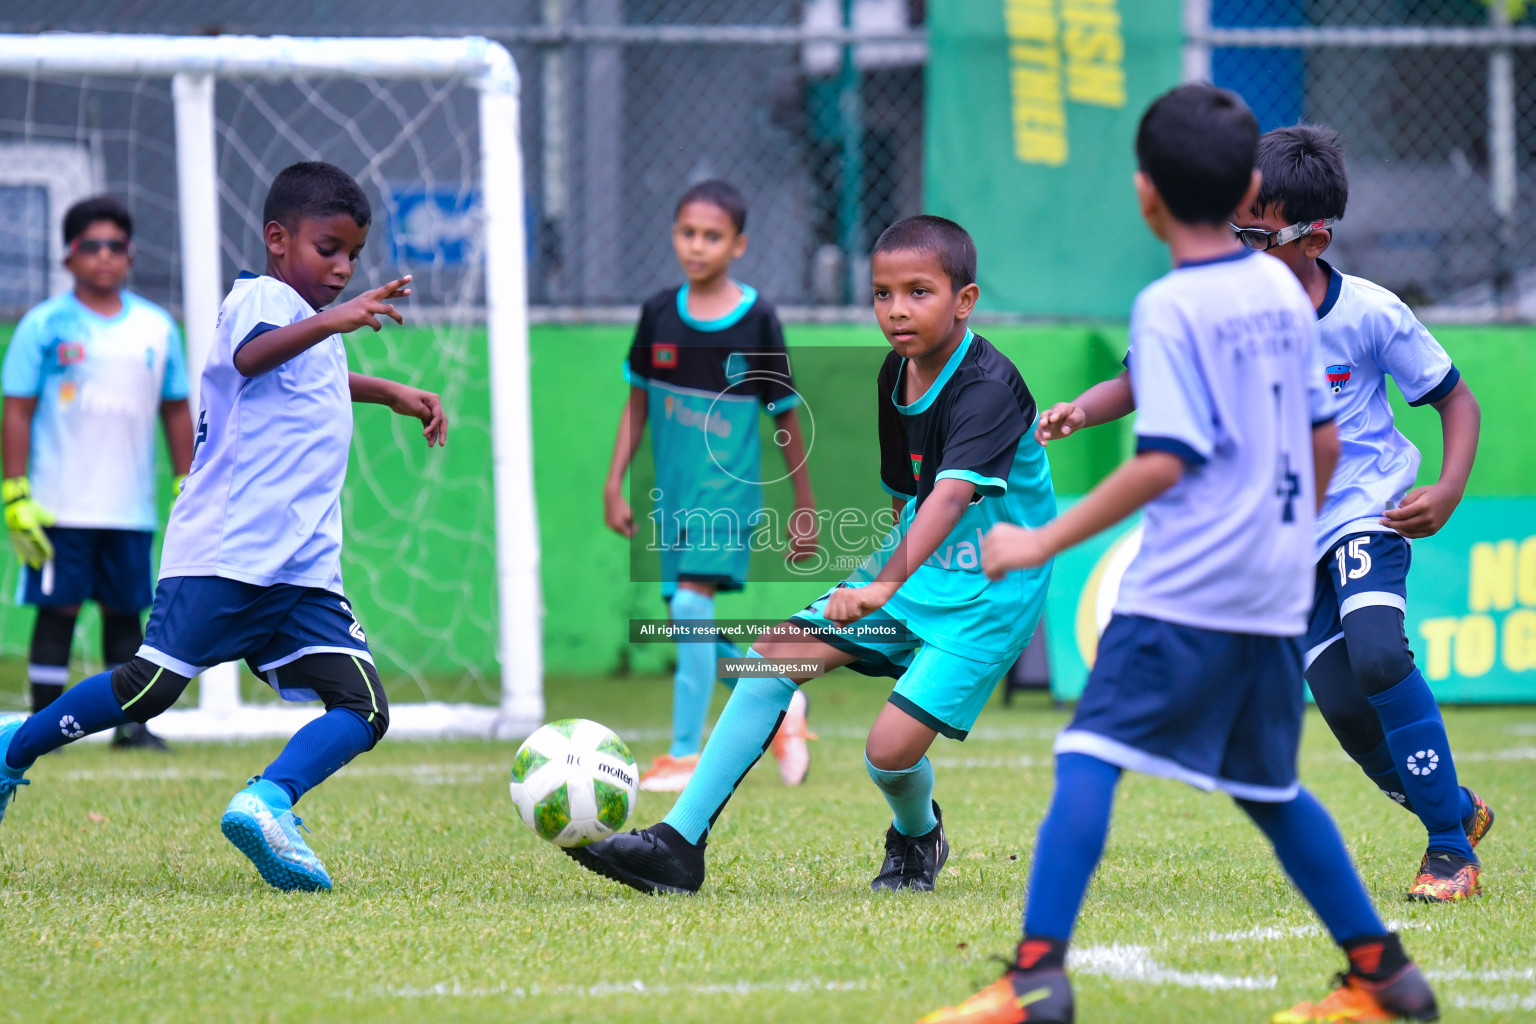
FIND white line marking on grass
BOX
[1069,945,1275,991]
[383,978,867,1000]
[1428,968,1536,983]
[57,763,504,786]
[1192,920,1434,946]
[1448,993,1536,1012]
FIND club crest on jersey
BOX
[910,453,923,481]
[1326,364,1351,393]
[56,342,86,366]
[652,343,679,369]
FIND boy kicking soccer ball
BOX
[919,86,1436,1024]
[3,196,194,752]
[602,180,818,793]
[0,161,447,893]
[570,214,1056,895]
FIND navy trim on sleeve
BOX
[236,322,280,349]
[234,322,281,353]
[1408,365,1460,407]
[1310,414,1338,429]
[1136,435,1207,466]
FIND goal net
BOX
[0,34,543,739]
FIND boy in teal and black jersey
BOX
[572,215,1056,896]
[602,180,818,793]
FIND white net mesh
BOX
[0,69,502,709]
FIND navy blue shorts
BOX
[18,527,154,612]
[139,576,373,703]
[1305,531,1410,669]
[1056,614,1305,802]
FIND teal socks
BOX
[663,655,797,844]
[866,754,938,836]
[668,589,719,757]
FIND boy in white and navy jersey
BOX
[1032,125,1493,908]
[1231,125,1490,904]
[2,197,193,750]
[0,162,447,893]
[921,86,1435,1024]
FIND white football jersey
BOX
[1117,249,1334,637]
[1312,259,1457,556]
[159,273,352,591]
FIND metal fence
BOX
[1188,0,1536,319]
[0,1,928,317]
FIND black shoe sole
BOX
[563,845,699,895]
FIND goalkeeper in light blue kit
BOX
[0,161,447,892]
[2,196,194,751]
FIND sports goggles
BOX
[1229,218,1336,252]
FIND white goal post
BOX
[0,34,543,740]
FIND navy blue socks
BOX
[664,656,796,844]
[1022,753,1122,940]
[260,708,375,806]
[1368,669,1475,859]
[866,754,938,836]
[5,671,129,769]
[1239,789,1387,943]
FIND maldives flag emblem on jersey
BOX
[57,341,86,366]
[910,453,922,480]
[652,343,678,369]
[1326,364,1351,394]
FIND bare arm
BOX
[982,451,1183,576]
[1035,369,1136,444]
[1381,380,1480,538]
[160,399,194,476]
[2,396,35,479]
[602,387,648,538]
[1312,420,1340,513]
[825,478,973,626]
[233,276,412,377]
[349,372,447,447]
[774,407,817,558]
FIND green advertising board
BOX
[1044,498,1536,704]
[925,0,1183,316]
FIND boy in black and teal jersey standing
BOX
[602,180,818,793]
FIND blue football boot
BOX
[220,777,333,891]
[0,715,31,826]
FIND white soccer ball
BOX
[508,718,639,848]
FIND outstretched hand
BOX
[328,275,412,334]
[1035,402,1086,445]
[388,383,448,447]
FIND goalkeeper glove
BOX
[3,477,55,569]
[173,474,187,499]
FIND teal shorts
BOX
[787,584,1018,740]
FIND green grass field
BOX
[0,673,1532,1023]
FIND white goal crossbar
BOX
[0,35,544,740]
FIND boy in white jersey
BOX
[0,162,447,893]
[1032,125,1492,905]
[1231,125,1490,903]
[920,86,1435,1024]
[2,197,193,751]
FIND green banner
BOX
[925,0,1182,316]
[1045,498,1536,704]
